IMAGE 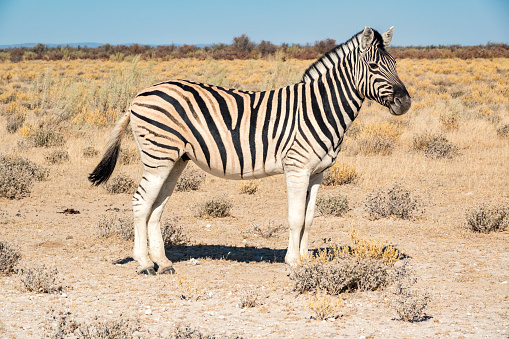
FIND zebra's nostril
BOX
[395,97,402,106]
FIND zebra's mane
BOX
[301,29,384,83]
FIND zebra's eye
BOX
[368,62,379,70]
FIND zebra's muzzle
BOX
[388,85,411,116]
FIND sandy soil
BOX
[1,128,508,338]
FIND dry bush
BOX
[5,112,25,133]
[412,131,458,159]
[339,229,402,265]
[28,128,66,147]
[239,289,260,308]
[247,221,285,238]
[439,111,460,131]
[44,309,139,339]
[290,256,392,295]
[175,168,205,192]
[358,132,395,155]
[161,217,189,247]
[45,149,70,164]
[497,124,509,138]
[364,183,424,220]
[97,214,187,245]
[389,262,430,322]
[238,180,260,194]
[315,194,349,217]
[119,147,139,165]
[307,289,342,320]
[96,213,134,240]
[82,146,99,158]
[0,154,48,199]
[350,121,403,156]
[322,163,358,186]
[18,264,64,293]
[176,274,201,301]
[104,174,137,194]
[194,196,232,218]
[465,202,509,233]
[0,241,21,274]
[170,323,243,339]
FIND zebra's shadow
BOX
[113,244,287,265]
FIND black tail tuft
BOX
[88,140,121,186]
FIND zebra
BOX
[89,27,411,275]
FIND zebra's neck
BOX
[301,33,361,83]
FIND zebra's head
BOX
[356,27,411,116]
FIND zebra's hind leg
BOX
[299,172,323,259]
[284,171,310,266]
[132,164,175,275]
[146,158,188,274]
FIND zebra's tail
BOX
[88,111,131,186]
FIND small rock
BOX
[189,258,199,265]
[145,309,152,315]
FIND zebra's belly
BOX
[189,156,285,180]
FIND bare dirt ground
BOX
[1,117,508,339]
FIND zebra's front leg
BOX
[299,172,323,260]
[284,171,310,266]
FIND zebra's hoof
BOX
[158,266,176,275]
[138,267,157,275]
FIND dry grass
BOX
[238,180,260,194]
[194,196,233,218]
[307,289,342,320]
[104,174,137,194]
[315,194,349,217]
[322,162,358,186]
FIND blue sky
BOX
[0,0,508,46]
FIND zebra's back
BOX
[129,79,301,179]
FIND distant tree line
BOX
[2,34,508,62]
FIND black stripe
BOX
[249,92,265,172]
[142,150,173,161]
[301,86,328,155]
[137,90,212,169]
[261,90,275,165]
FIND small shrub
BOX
[307,289,342,320]
[239,180,260,194]
[389,262,430,322]
[6,113,25,134]
[290,256,391,295]
[247,221,285,238]
[175,168,205,192]
[412,132,458,159]
[45,150,70,164]
[439,111,459,131]
[315,194,349,217]
[119,147,138,165]
[0,154,48,199]
[239,289,259,308]
[176,274,201,301]
[18,264,64,293]
[322,163,358,186]
[170,323,241,339]
[497,124,509,138]
[465,202,509,233]
[194,196,232,218]
[104,174,137,194]
[82,146,99,158]
[29,129,66,147]
[339,229,402,265]
[96,213,134,240]
[75,317,139,339]
[358,132,395,155]
[44,309,79,338]
[161,217,188,247]
[364,183,424,220]
[0,241,21,274]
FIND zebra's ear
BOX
[382,26,394,47]
[360,27,374,51]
